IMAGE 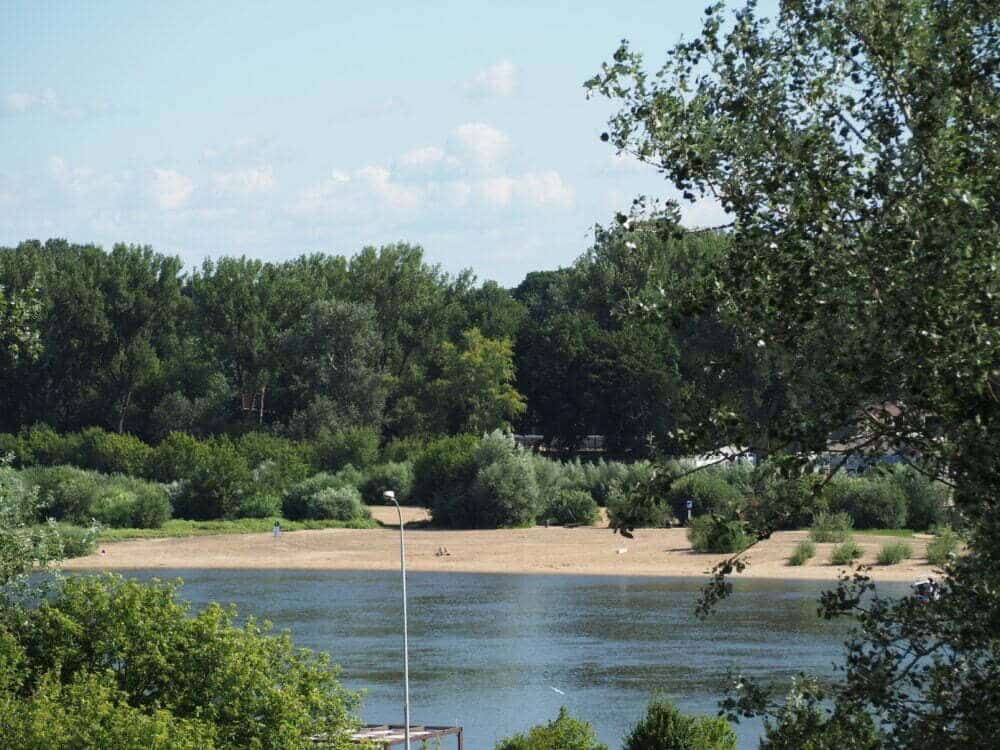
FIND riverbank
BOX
[64,505,937,581]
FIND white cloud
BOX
[292,165,420,217]
[213,167,275,195]
[356,165,421,211]
[48,156,117,195]
[150,169,194,210]
[453,171,574,210]
[3,90,82,118]
[465,60,518,97]
[452,123,511,169]
[517,171,575,208]
[477,176,517,207]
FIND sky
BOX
[0,0,776,285]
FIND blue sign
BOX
[685,500,693,510]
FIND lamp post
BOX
[383,490,411,750]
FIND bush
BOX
[532,455,578,503]
[606,479,672,529]
[306,486,368,522]
[170,437,252,520]
[51,523,98,558]
[313,426,379,472]
[830,539,864,565]
[18,424,80,466]
[666,471,744,521]
[77,427,153,477]
[236,432,312,496]
[541,489,600,526]
[413,434,480,506]
[282,472,367,521]
[809,511,854,543]
[623,697,737,750]
[360,461,414,505]
[926,526,961,566]
[687,515,751,553]
[889,466,950,531]
[581,459,655,506]
[495,706,607,750]
[827,477,908,529]
[877,541,913,565]
[381,436,427,463]
[90,476,171,529]
[789,540,816,566]
[751,469,828,531]
[237,494,281,519]
[22,466,102,524]
[467,451,539,528]
[147,432,207,483]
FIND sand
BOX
[63,505,937,582]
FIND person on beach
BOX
[272,521,281,539]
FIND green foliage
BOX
[146,431,207,483]
[623,697,737,750]
[89,481,171,529]
[170,436,251,520]
[829,540,864,566]
[3,575,359,749]
[665,471,743,520]
[17,425,79,467]
[876,541,913,566]
[236,494,281,519]
[809,512,854,544]
[888,466,951,532]
[494,706,607,750]
[788,540,816,567]
[607,478,672,530]
[827,478,908,530]
[468,449,540,528]
[236,432,312,496]
[581,459,655,507]
[926,526,961,567]
[282,473,369,522]
[541,489,600,526]
[413,434,480,507]
[380,436,427,463]
[95,517,374,542]
[759,683,881,750]
[46,524,98,558]
[687,515,751,554]
[21,466,101,525]
[76,427,152,477]
[360,462,414,505]
[313,426,380,472]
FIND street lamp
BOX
[383,490,411,750]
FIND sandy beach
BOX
[64,506,938,582]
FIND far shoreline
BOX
[65,506,938,584]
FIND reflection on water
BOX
[122,570,903,748]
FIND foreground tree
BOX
[589,0,999,746]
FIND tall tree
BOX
[589,0,999,744]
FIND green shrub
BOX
[18,424,80,466]
[827,477,907,529]
[687,515,751,553]
[77,427,153,477]
[877,541,913,565]
[90,490,137,528]
[170,437,252,520]
[830,539,864,565]
[313,426,379,472]
[752,471,828,531]
[623,697,737,750]
[51,523,98,558]
[809,511,854,543]
[666,471,744,520]
[495,706,607,750]
[582,459,655,506]
[789,540,816,566]
[542,489,599,526]
[532,455,577,501]
[0,432,27,466]
[237,494,281,519]
[22,466,102,524]
[236,432,312,496]
[606,479,671,529]
[926,526,961,566]
[381,436,427,463]
[281,472,364,521]
[888,466,950,531]
[467,451,539,528]
[147,432,207,483]
[306,486,369,522]
[360,461,414,505]
[413,434,480,506]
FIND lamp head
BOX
[383,490,396,503]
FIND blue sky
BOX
[1,1,775,285]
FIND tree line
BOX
[0,229,766,458]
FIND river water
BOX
[124,570,894,749]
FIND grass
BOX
[854,528,916,538]
[876,541,913,565]
[95,516,377,543]
[788,539,816,566]
[926,526,961,566]
[829,539,864,565]
[809,511,853,543]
